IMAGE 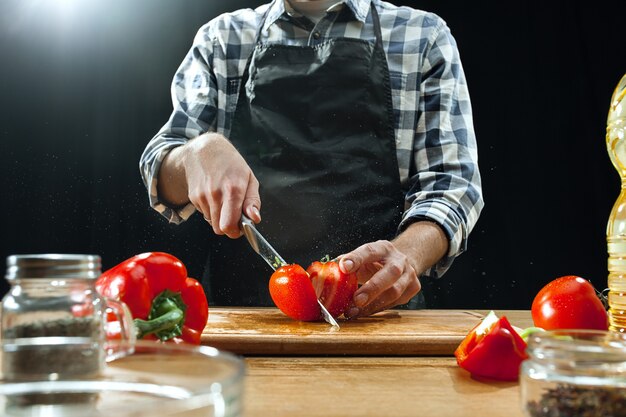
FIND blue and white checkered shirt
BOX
[140,0,484,278]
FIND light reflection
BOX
[3,0,83,36]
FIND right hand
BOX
[183,133,261,238]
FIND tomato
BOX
[531,275,608,331]
[307,260,357,318]
[269,259,358,322]
[455,311,528,381]
[269,264,321,321]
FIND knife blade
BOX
[240,214,340,329]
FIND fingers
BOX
[243,174,261,223]
[346,273,421,319]
[188,190,212,226]
[341,240,422,319]
[185,134,262,238]
[217,176,249,238]
[339,240,395,275]
[218,197,243,238]
[211,173,261,238]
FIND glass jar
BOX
[0,340,245,417]
[1,254,134,382]
[520,329,626,417]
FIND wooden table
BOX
[203,308,533,417]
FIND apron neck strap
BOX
[369,2,384,51]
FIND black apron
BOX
[203,2,405,306]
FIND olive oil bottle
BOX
[606,73,626,333]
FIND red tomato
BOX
[531,275,608,331]
[454,311,528,381]
[307,260,357,318]
[269,264,321,321]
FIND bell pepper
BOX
[96,252,209,345]
[454,311,528,381]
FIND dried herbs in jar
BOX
[526,383,626,417]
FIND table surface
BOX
[245,356,525,417]
[0,308,532,417]
[232,308,531,417]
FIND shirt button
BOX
[312,31,321,39]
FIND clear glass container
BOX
[1,254,134,381]
[0,339,245,417]
[520,329,626,417]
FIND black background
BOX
[1,0,624,309]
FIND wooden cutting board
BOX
[201,308,532,356]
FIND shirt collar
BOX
[344,0,371,22]
[263,0,372,31]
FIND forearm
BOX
[392,220,449,277]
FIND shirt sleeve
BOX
[139,27,218,224]
[398,18,484,278]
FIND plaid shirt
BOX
[140,0,483,278]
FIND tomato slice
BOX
[269,264,321,321]
[455,311,528,381]
[307,260,357,318]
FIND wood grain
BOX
[201,308,532,355]
[244,356,526,417]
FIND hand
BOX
[339,240,421,319]
[339,221,449,319]
[183,133,261,238]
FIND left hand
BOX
[340,240,421,319]
[339,221,449,319]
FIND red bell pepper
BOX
[454,311,528,381]
[96,252,209,345]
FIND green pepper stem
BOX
[134,308,184,339]
[134,290,187,341]
[519,326,545,341]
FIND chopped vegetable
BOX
[269,257,358,322]
[307,258,357,318]
[269,264,321,321]
[455,311,528,381]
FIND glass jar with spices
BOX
[520,329,626,417]
[1,254,135,382]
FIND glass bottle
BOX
[606,73,626,333]
[1,254,133,381]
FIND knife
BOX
[240,214,340,329]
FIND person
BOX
[140,0,483,319]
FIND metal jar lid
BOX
[5,254,102,280]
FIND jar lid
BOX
[5,254,102,280]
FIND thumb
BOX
[339,256,356,274]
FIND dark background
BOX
[1,0,624,309]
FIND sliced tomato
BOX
[307,260,357,318]
[269,264,321,321]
